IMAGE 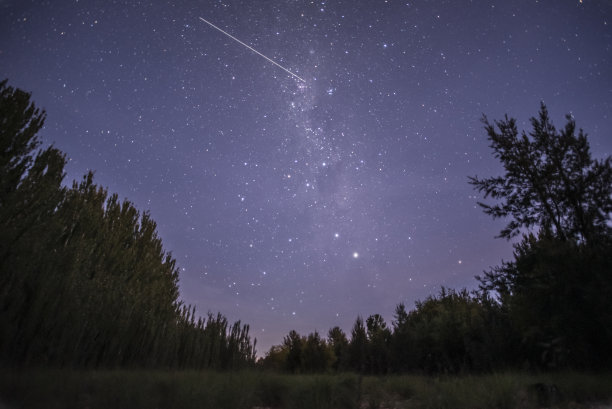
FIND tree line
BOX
[259,289,511,374]
[261,104,612,374]
[0,79,256,368]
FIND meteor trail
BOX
[198,17,306,83]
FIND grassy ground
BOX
[0,369,610,409]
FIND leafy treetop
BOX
[469,103,612,244]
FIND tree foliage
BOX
[469,103,612,243]
[262,289,511,374]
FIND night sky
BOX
[2,0,611,355]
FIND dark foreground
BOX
[0,369,611,409]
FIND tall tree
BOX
[301,331,332,373]
[283,330,303,373]
[365,314,391,373]
[327,326,349,371]
[472,105,612,368]
[1,78,47,196]
[390,304,413,372]
[0,80,67,363]
[469,103,612,244]
[348,316,367,373]
[0,79,66,266]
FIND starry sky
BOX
[1,0,611,355]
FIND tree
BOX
[396,288,507,374]
[0,79,66,267]
[1,78,47,196]
[0,79,67,364]
[348,316,367,373]
[301,331,332,373]
[327,326,349,371]
[365,314,391,373]
[483,232,612,368]
[390,303,414,372]
[283,330,303,373]
[472,105,612,369]
[469,103,612,244]
[260,344,288,371]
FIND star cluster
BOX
[1,0,611,353]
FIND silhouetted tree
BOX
[348,316,367,373]
[469,103,612,243]
[259,344,288,371]
[472,105,612,369]
[365,314,390,374]
[283,330,303,373]
[327,326,349,371]
[484,232,612,368]
[390,303,414,372]
[399,288,504,373]
[301,331,332,373]
[0,79,67,364]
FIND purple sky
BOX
[2,0,611,355]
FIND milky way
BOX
[1,0,611,354]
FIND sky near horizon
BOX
[1,0,611,355]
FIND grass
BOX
[362,372,612,409]
[0,369,359,409]
[0,369,610,409]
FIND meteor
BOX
[198,17,306,83]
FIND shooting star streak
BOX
[198,17,306,83]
